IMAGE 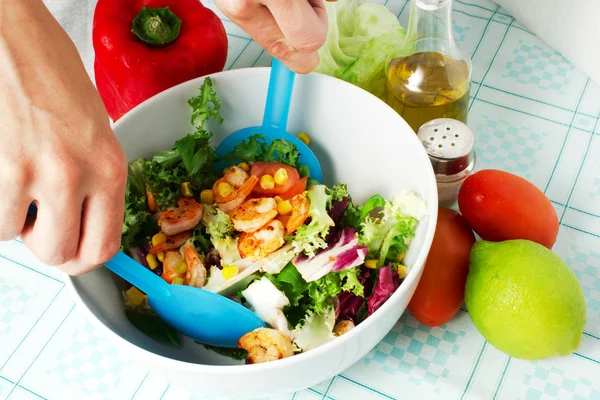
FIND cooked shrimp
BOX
[238,328,294,364]
[231,197,278,233]
[285,194,310,233]
[158,198,204,236]
[146,188,158,213]
[276,213,291,229]
[149,231,192,254]
[183,246,206,288]
[162,250,185,284]
[333,320,355,336]
[223,165,249,187]
[238,220,285,260]
[213,167,259,213]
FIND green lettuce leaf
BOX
[359,194,386,222]
[174,131,214,178]
[121,165,158,251]
[265,264,364,327]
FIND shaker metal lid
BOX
[417,118,475,176]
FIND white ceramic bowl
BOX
[66,68,438,397]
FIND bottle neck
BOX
[405,0,456,54]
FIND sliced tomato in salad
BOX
[250,162,300,196]
[279,176,308,200]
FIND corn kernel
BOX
[200,189,214,204]
[297,132,311,146]
[398,251,406,262]
[151,233,167,247]
[274,168,288,185]
[126,287,146,306]
[365,259,378,269]
[222,265,239,280]
[238,162,250,172]
[217,182,234,197]
[175,261,188,275]
[146,254,159,270]
[277,200,292,215]
[274,196,283,204]
[260,174,275,190]
[302,191,308,197]
[172,277,184,285]
[180,182,193,198]
[157,252,165,263]
[397,264,408,279]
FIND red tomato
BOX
[458,169,559,249]
[408,208,476,326]
[250,162,300,196]
[279,176,308,200]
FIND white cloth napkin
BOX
[492,0,600,86]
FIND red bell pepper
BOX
[93,0,228,121]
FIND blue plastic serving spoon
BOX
[105,251,266,348]
[26,205,266,348]
[215,58,323,182]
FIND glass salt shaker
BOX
[417,118,476,208]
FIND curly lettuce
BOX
[292,185,335,257]
[201,204,234,245]
[221,134,300,168]
[359,190,427,267]
[292,305,336,352]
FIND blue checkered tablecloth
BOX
[2,0,600,399]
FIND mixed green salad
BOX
[121,78,427,364]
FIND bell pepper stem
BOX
[131,6,181,47]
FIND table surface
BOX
[2,0,600,399]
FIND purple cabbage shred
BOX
[367,263,401,316]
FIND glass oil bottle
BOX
[385,0,472,133]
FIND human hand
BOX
[215,0,335,74]
[0,0,127,275]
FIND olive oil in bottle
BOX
[386,51,470,133]
[385,0,472,133]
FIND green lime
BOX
[465,239,586,360]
